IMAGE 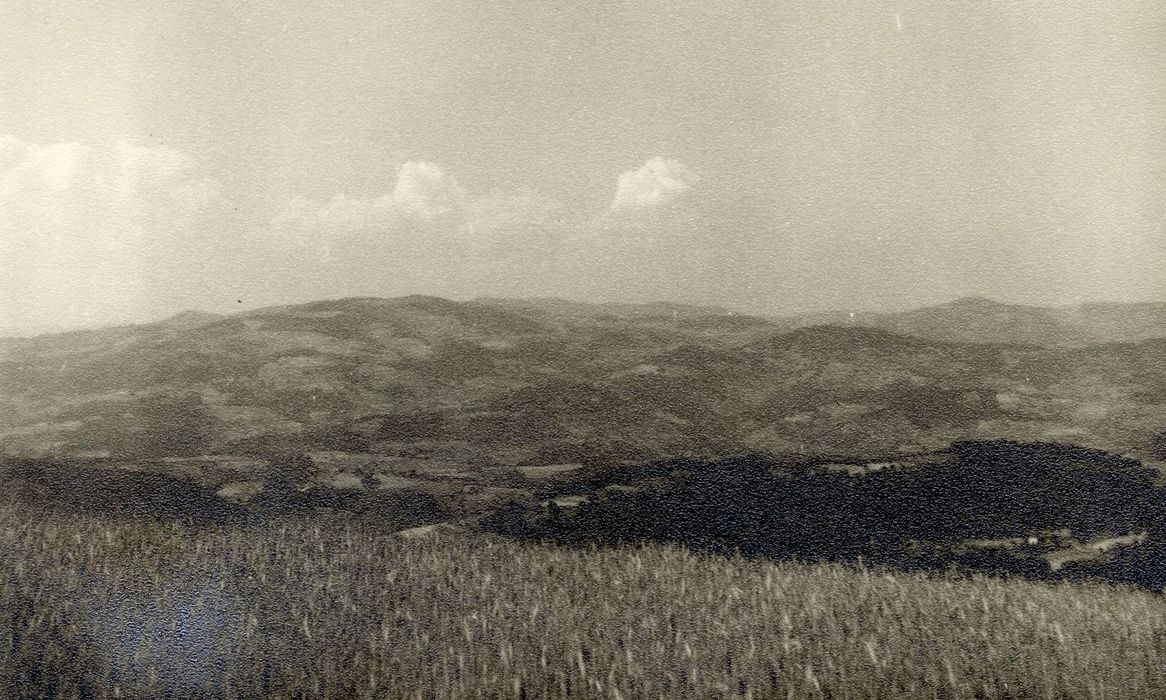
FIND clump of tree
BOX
[60,391,221,458]
[252,452,316,513]
[0,457,242,525]
[484,440,1166,586]
[1151,431,1166,461]
[251,451,447,528]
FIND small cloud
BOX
[261,165,572,302]
[270,161,469,234]
[0,137,221,228]
[391,162,468,220]
[609,158,697,212]
[268,162,562,248]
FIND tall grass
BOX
[2,503,1165,698]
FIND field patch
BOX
[3,503,1166,698]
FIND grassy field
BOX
[2,504,1166,698]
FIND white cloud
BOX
[269,162,559,245]
[609,158,698,212]
[392,162,468,220]
[270,161,473,238]
[261,163,578,303]
[262,158,718,306]
[0,137,221,240]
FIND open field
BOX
[3,503,1166,698]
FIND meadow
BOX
[2,503,1166,699]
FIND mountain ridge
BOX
[7,293,1166,346]
[2,294,1165,464]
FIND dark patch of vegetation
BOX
[247,451,446,526]
[60,391,222,458]
[0,450,448,532]
[1151,431,1166,460]
[484,440,1166,588]
[130,392,222,457]
[0,458,242,525]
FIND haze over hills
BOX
[2,294,1165,464]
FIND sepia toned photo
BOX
[2,1,1165,697]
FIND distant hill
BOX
[475,296,734,321]
[2,295,1165,463]
[779,296,1166,347]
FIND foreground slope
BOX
[3,502,1166,699]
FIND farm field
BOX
[3,503,1166,699]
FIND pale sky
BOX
[1,0,1164,333]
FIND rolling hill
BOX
[2,295,1166,468]
[780,296,1166,347]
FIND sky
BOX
[1,0,1164,333]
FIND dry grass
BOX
[2,503,1165,698]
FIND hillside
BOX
[5,503,1166,699]
[2,295,1166,463]
[6,295,1166,697]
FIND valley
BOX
[3,295,1166,591]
